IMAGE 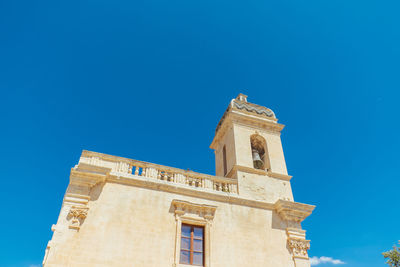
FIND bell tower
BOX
[210,94,294,202]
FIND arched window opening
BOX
[250,135,267,170]
[222,145,227,175]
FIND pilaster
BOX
[43,163,109,266]
[274,199,315,267]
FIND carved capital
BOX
[68,206,89,230]
[286,228,310,259]
[288,238,310,258]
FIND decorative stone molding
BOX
[211,112,284,150]
[213,94,278,134]
[68,206,89,230]
[62,163,107,232]
[232,99,275,118]
[70,164,108,188]
[288,238,310,259]
[172,200,217,267]
[274,199,315,223]
[226,164,267,178]
[172,199,216,221]
[274,201,314,264]
[267,170,293,181]
[64,193,90,206]
[286,227,310,259]
[42,159,104,265]
[225,164,293,181]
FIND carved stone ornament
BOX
[68,206,89,230]
[213,95,279,135]
[172,199,217,221]
[288,238,310,258]
[232,99,275,118]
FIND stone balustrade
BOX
[78,151,238,194]
[128,160,238,194]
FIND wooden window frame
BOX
[180,224,204,266]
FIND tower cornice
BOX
[210,111,285,150]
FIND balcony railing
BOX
[79,152,238,194]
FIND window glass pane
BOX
[181,225,191,237]
[193,227,203,239]
[193,239,203,252]
[181,237,191,250]
[193,252,203,265]
[180,250,190,264]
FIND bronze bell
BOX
[252,149,264,169]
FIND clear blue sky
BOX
[1,0,399,266]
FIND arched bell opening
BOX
[250,134,268,170]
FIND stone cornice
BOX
[230,111,284,132]
[70,168,106,188]
[226,165,293,181]
[210,112,285,150]
[81,150,134,165]
[226,164,267,178]
[227,164,293,181]
[213,96,278,134]
[64,193,90,205]
[267,171,293,181]
[172,199,217,220]
[274,199,315,223]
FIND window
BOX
[180,224,204,266]
[222,145,227,176]
[172,199,215,267]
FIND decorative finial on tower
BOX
[236,93,248,102]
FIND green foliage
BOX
[383,242,400,267]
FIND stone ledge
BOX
[227,164,293,181]
[267,171,292,181]
[274,199,315,223]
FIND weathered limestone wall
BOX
[215,125,236,177]
[44,182,296,267]
[237,171,294,203]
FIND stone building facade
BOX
[43,94,315,267]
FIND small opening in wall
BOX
[250,134,268,170]
[222,145,227,176]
